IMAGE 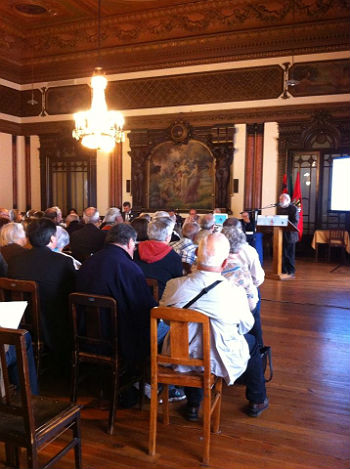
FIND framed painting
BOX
[147,139,214,210]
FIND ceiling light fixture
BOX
[72,0,125,152]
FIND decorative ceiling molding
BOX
[0,0,348,83]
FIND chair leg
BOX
[71,353,79,403]
[27,445,39,469]
[73,414,82,469]
[148,381,158,456]
[162,384,169,425]
[108,366,119,435]
[202,387,211,466]
[211,378,222,434]
[5,443,19,468]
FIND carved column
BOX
[12,135,18,209]
[128,131,152,209]
[25,136,31,211]
[109,143,123,208]
[244,123,264,211]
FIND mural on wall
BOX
[148,140,214,210]
[289,59,350,97]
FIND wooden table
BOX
[311,229,350,260]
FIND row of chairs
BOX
[0,278,223,467]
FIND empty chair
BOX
[70,292,144,435]
[148,306,222,466]
[0,328,81,469]
[328,230,347,262]
[0,278,43,374]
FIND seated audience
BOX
[170,221,199,274]
[7,218,76,371]
[160,233,268,421]
[153,211,180,242]
[183,208,199,225]
[12,209,24,223]
[0,208,10,220]
[54,226,81,270]
[0,222,27,264]
[134,217,183,299]
[70,207,106,262]
[0,251,7,276]
[100,207,123,231]
[0,217,10,230]
[76,223,157,364]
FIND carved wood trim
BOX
[109,144,123,208]
[12,135,17,209]
[244,123,264,211]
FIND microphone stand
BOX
[241,203,279,244]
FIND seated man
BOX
[134,217,183,299]
[160,233,268,421]
[170,221,199,273]
[70,207,106,263]
[7,218,76,372]
[76,223,157,364]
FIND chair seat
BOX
[0,396,80,446]
[158,365,217,388]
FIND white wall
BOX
[122,135,132,205]
[96,149,110,216]
[0,133,13,208]
[230,124,246,217]
[30,136,41,210]
[262,122,279,215]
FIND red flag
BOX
[282,173,288,194]
[292,172,303,241]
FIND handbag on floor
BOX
[260,345,273,382]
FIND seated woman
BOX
[54,226,81,270]
[0,222,27,264]
[222,223,265,347]
[100,207,123,231]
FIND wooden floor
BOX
[1,258,349,468]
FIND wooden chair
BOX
[70,292,144,435]
[145,278,160,302]
[0,278,43,374]
[0,328,81,469]
[328,230,346,261]
[148,306,223,466]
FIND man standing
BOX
[121,201,137,222]
[160,233,268,421]
[76,223,156,363]
[277,193,299,279]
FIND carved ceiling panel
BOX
[0,0,348,83]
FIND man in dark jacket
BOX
[70,207,106,262]
[7,218,76,368]
[76,223,156,363]
[277,193,299,279]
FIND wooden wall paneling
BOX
[24,136,31,211]
[244,123,264,211]
[12,135,17,209]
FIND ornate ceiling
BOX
[0,0,349,83]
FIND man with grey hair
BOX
[170,221,199,272]
[277,193,299,279]
[70,206,106,262]
[160,232,268,421]
[195,213,215,245]
[134,217,183,299]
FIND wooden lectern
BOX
[257,215,299,280]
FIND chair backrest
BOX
[0,278,41,356]
[146,278,160,303]
[0,328,35,440]
[150,306,211,382]
[69,293,118,359]
[329,230,345,244]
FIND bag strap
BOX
[182,280,222,309]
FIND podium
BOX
[257,215,299,280]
